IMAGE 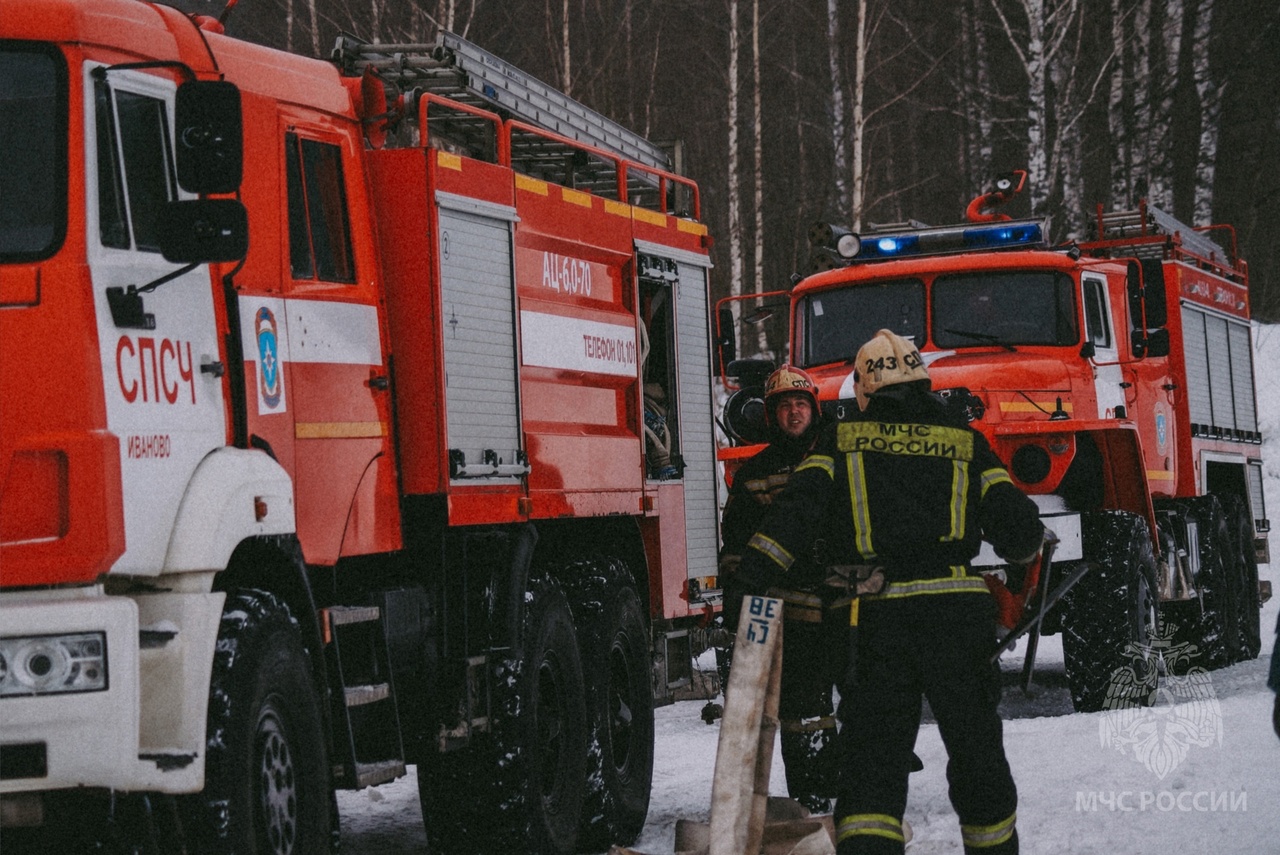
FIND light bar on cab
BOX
[846,218,1049,262]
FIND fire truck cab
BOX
[718,191,1267,714]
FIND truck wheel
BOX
[1060,511,1160,713]
[568,557,654,850]
[1164,496,1236,671]
[419,579,587,854]
[1222,496,1262,660]
[182,590,331,855]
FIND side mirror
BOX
[1079,341,1096,359]
[1145,327,1170,358]
[175,80,243,194]
[715,305,737,374]
[158,199,248,263]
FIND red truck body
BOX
[0,3,719,851]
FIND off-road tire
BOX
[1162,496,1235,672]
[418,578,587,854]
[1222,495,1262,660]
[1059,511,1160,713]
[182,589,331,855]
[565,556,655,850]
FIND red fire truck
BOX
[0,3,719,852]
[716,174,1268,714]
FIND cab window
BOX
[0,43,66,261]
[285,132,355,283]
[1083,278,1111,348]
[94,79,177,252]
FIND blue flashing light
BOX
[962,222,1044,248]
[863,234,919,259]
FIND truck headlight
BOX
[0,633,107,697]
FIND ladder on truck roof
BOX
[332,31,678,202]
[1089,201,1243,281]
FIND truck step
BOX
[354,759,406,789]
[344,682,391,707]
[327,605,381,627]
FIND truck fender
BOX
[162,447,296,573]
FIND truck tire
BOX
[1222,495,1262,660]
[182,589,331,855]
[1162,496,1235,671]
[566,557,654,850]
[1060,511,1160,713]
[419,579,587,854]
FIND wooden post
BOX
[708,594,784,855]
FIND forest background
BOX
[178,0,1280,358]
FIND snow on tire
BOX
[1059,510,1160,713]
[565,556,655,850]
[182,589,331,855]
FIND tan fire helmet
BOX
[763,364,818,424]
[853,329,929,410]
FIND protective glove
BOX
[722,552,782,632]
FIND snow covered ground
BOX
[337,325,1280,854]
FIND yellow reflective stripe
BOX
[980,467,1012,498]
[837,421,974,461]
[748,533,795,571]
[944,459,969,542]
[871,576,991,599]
[796,454,836,479]
[848,453,876,558]
[780,715,837,733]
[743,472,792,498]
[961,812,1017,848]
[837,813,905,844]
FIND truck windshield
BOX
[799,278,926,367]
[932,271,1078,348]
[0,44,65,262]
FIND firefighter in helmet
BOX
[731,330,1044,854]
[719,364,845,812]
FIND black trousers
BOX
[777,590,848,812]
[834,594,1018,855]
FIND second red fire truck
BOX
[717,174,1268,714]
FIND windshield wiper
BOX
[942,328,1016,352]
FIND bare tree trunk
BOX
[850,0,868,229]
[727,0,745,356]
[285,0,294,53]
[1192,0,1219,224]
[371,0,381,42]
[1108,0,1130,204]
[826,0,849,220]
[308,0,320,57]
[1147,0,1184,207]
[752,0,767,355]
[562,0,572,96]
[1023,0,1051,214]
[962,0,994,195]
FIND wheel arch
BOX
[163,447,296,574]
[211,535,335,773]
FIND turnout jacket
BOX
[739,390,1044,598]
[720,435,813,562]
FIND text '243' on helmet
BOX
[853,329,929,410]
[764,364,819,425]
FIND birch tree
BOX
[826,0,850,221]
[726,0,746,357]
[961,0,995,195]
[752,0,768,354]
[1191,0,1220,224]
[849,0,868,229]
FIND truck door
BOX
[86,66,226,574]
[277,126,393,563]
[1082,273,1126,418]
